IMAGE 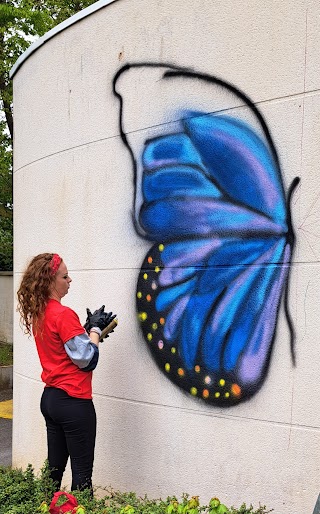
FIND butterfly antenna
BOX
[286,176,301,245]
[284,176,300,366]
[284,280,296,367]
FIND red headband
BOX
[50,254,62,275]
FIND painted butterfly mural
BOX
[113,63,300,406]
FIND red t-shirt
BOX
[34,299,93,399]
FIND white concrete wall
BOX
[0,273,13,344]
[12,1,320,513]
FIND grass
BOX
[0,342,13,366]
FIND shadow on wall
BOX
[113,62,301,408]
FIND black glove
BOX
[84,305,116,334]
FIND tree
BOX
[0,0,97,270]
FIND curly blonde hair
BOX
[17,253,58,336]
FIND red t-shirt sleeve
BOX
[55,307,85,343]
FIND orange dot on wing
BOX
[148,256,153,264]
[231,383,241,397]
[177,368,185,377]
[159,317,165,325]
[146,294,152,302]
[202,389,209,399]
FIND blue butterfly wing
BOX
[183,114,286,225]
[139,196,284,240]
[226,244,291,387]
[136,113,292,405]
[201,239,290,390]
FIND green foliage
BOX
[227,505,272,514]
[0,114,12,270]
[0,342,13,363]
[0,215,12,270]
[0,464,273,514]
[0,0,97,271]
[208,497,228,514]
[0,462,56,514]
[0,1,98,75]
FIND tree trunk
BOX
[0,25,13,144]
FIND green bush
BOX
[0,463,55,514]
[0,216,13,272]
[0,463,273,514]
[0,342,13,365]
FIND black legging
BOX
[40,387,96,492]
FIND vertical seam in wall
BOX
[294,7,309,344]
[290,10,308,449]
[300,8,308,176]
[300,7,308,167]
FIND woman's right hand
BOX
[84,305,116,333]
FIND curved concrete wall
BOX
[13,1,320,513]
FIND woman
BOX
[17,253,115,493]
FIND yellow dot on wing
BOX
[177,368,185,377]
[165,363,170,372]
[194,365,200,373]
[143,273,148,280]
[159,244,164,251]
[152,323,158,330]
[139,312,147,321]
[219,379,225,387]
[202,389,209,399]
[147,333,153,341]
[137,291,142,299]
[214,392,220,398]
[171,347,176,354]
[146,294,152,302]
[155,266,160,273]
[190,387,197,396]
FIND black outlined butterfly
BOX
[113,63,300,406]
